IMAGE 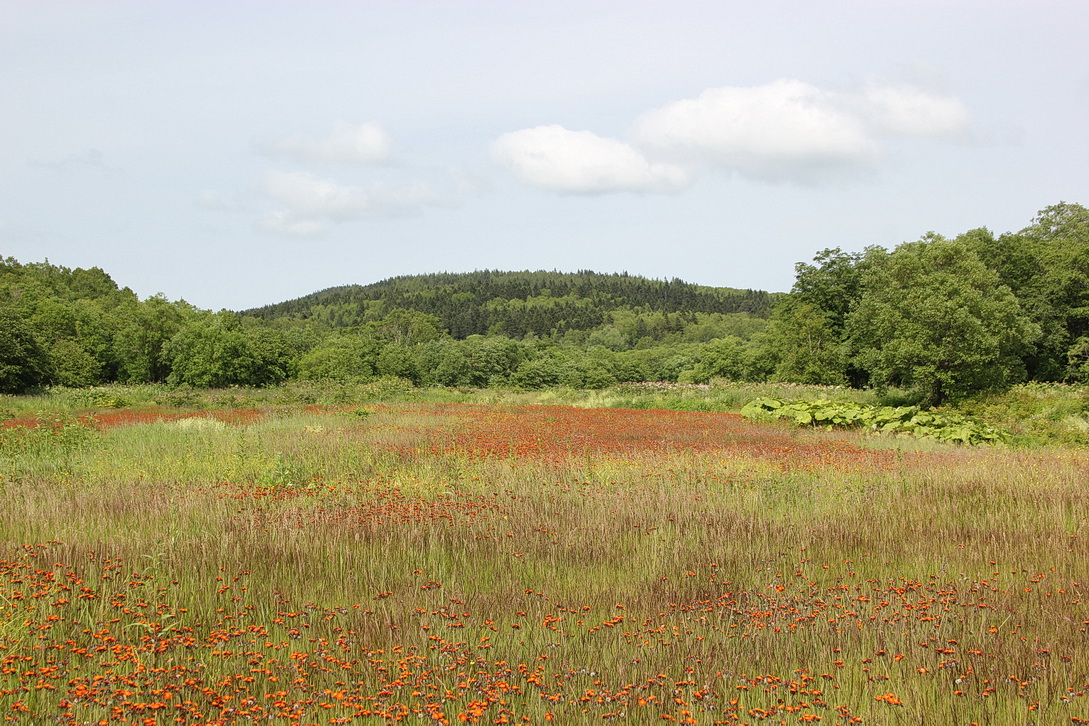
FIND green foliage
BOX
[244,270,777,339]
[418,339,472,387]
[847,236,1037,406]
[762,298,848,385]
[523,380,877,414]
[1068,337,1089,382]
[352,376,416,401]
[740,397,1010,445]
[555,352,618,390]
[374,345,420,381]
[1,202,1086,404]
[0,258,201,389]
[371,308,444,346]
[163,312,286,388]
[1021,203,1089,381]
[0,306,52,394]
[152,387,205,409]
[955,382,1089,447]
[111,294,195,383]
[48,339,103,388]
[961,204,1089,382]
[677,336,752,383]
[791,247,868,333]
[66,386,132,409]
[510,356,565,390]
[461,335,525,387]
[296,334,381,383]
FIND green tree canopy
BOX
[790,247,867,333]
[294,334,382,383]
[957,204,1089,381]
[163,313,272,388]
[0,305,52,393]
[847,235,1038,406]
[763,298,848,386]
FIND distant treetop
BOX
[243,269,777,338]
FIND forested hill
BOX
[6,201,1085,402]
[243,270,777,338]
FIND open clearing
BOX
[2,401,1087,724]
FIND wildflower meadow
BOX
[1,394,1087,724]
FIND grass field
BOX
[1,388,1088,724]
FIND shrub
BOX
[740,397,1010,445]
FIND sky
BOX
[1,1,1087,311]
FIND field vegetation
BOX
[4,203,1089,411]
[2,383,1087,724]
[3,201,1089,723]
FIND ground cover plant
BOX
[1,394,1088,725]
[739,398,1011,446]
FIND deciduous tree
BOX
[0,306,52,393]
[847,235,1037,406]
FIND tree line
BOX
[765,202,1088,404]
[2,202,1086,406]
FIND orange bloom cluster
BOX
[5,539,1088,725]
[357,403,900,473]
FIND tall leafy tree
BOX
[763,298,848,386]
[791,248,867,333]
[847,235,1037,406]
[784,247,878,386]
[48,339,103,387]
[459,335,525,387]
[0,305,52,393]
[1067,336,1089,382]
[163,312,268,388]
[1017,203,1089,380]
[418,339,472,387]
[372,308,445,346]
[680,336,752,383]
[295,334,381,383]
[112,295,196,383]
[957,204,1089,381]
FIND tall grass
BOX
[0,378,879,419]
[1,399,1087,724]
[958,382,1089,447]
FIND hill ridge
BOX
[242,269,776,339]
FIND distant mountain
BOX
[243,269,778,339]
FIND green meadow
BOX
[1,383,1088,724]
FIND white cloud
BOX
[493,79,974,190]
[258,170,457,236]
[630,80,880,182]
[490,125,690,194]
[860,82,972,138]
[264,171,366,220]
[266,121,392,165]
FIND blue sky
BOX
[2,0,1087,310]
